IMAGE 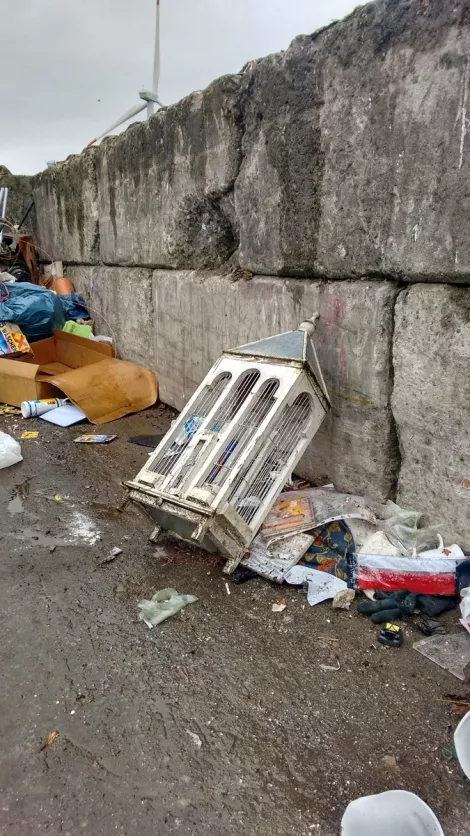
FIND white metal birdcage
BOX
[127,314,330,571]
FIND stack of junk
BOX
[0,257,158,426]
[128,314,470,680]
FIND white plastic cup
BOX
[454,710,470,780]
[341,790,444,836]
[21,398,65,418]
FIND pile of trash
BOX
[123,314,470,685]
[0,266,158,429]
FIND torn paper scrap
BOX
[284,565,348,606]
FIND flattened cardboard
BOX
[48,358,158,424]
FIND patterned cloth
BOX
[301,520,355,581]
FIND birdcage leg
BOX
[149,525,162,543]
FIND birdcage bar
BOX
[147,370,232,481]
[173,363,295,504]
[223,390,313,529]
[199,378,280,494]
[235,393,313,528]
[161,367,261,495]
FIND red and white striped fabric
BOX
[347,553,465,595]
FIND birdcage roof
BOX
[228,329,310,364]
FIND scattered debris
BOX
[228,566,259,584]
[357,591,459,625]
[242,531,314,583]
[0,432,23,469]
[378,623,403,648]
[284,565,347,607]
[38,731,59,752]
[414,633,470,681]
[261,488,376,540]
[128,434,165,448]
[319,661,341,672]
[0,323,31,358]
[0,404,21,416]
[443,694,470,717]
[186,730,202,749]
[41,404,87,427]
[11,477,30,500]
[138,588,198,628]
[224,582,231,595]
[416,615,447,636]
[460,586,470,634]
[348,552,465,595]
[74,434,117,444]
[21,398,66,418]
[272,600,287,613]
[54,494,63,503]
[332,588,355,609]
[301,518,354,579]
[99,547,123,565]
[21,431,38,439]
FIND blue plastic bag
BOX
[0,282,65,341]
[58,293,91,322]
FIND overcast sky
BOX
[1,0,357,175]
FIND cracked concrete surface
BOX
[0,405,468,836]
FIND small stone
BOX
[381,754,398,769]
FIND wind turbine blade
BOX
[88,102,147,146]
[153,0,161,95]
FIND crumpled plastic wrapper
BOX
[138,588,198,628]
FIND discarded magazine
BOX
[127,316,330,571]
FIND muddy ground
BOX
[0,404,468,835]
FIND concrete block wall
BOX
[34,0,470,547]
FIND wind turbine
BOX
[87,0,164,147]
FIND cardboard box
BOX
[0,329,158,423]
[0,329,115,407]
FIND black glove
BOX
[357,591,417,623]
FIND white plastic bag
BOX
[460,586,470,634]
[341,790,444,836]
[0,432,22,469]
[382,500,441,555]
[454,710,470,780]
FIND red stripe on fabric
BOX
[358,569,455,595]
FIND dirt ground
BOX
[0,404,468,835]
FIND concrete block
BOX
[32,152,99,264]
[153,271,398,499]
[236,0,470,281]
[97,76,242,268]
[393,284,470,549]
[66,266,154,368]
